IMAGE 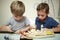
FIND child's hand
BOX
[41,28,54,33]
[15,30,21,34]
[15,30,25,34]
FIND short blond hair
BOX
[10,1,25,16]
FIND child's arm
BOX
[20,25,36,32]
[0,25,13,32]
[52,24,60,32]
[15,25,30,34]
[44,24,60,32]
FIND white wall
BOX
[0,0,59,26]
[45,0,59,21]
[0,0,12,26]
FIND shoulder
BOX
[35,17,39,21]
[23,16,29,20]
[43,16,57,23]
[46,16,58,24]
[46,16,55,21]
[23,16,27,19]
[8,17,16,23]
[23,16,31,25]
[10,17,15,21]
[21,16,30,22]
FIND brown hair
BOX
[37,3,49,14]
[10,1,25,16]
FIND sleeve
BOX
[35,17,38,25]
[35,17,41,30]
[4,18,11,26]
[50,18,59,28]
[25,17,31,26]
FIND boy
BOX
[35,3,60,32]
[0,1,31,35]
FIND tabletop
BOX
[0,32,60,40]
[33,34,60,40]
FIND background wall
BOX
[0,0,60,26]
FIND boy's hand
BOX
[15,30,28,36]
[42,28,54,32]
[15,30,21,34]
[15,30,24,34]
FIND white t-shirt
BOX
[4,16,30,32]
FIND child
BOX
[35,3,60,32]
[0,1,31,35]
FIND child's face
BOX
[13,14,23,21]
[37,10,48,21]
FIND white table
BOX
[33,34,60,40]
[0,33,60,40]
[0,33,20,40]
